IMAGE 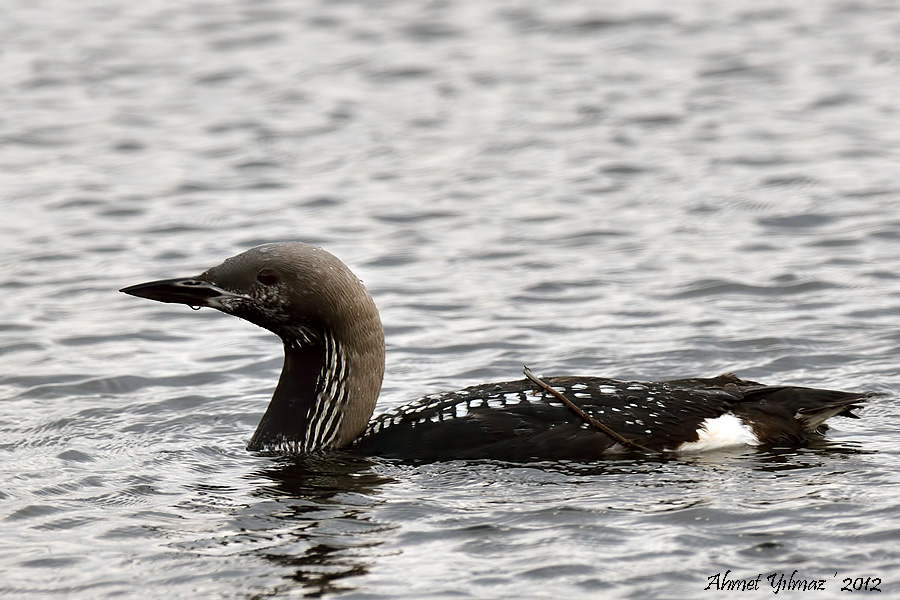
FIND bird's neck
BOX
[245,331,340,452]
[246,327,384,453]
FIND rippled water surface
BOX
[2,1,900,598]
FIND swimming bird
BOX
[121,242,870,461]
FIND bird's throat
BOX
[246,342,326,452]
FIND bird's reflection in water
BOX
[241,442,868,597]
[748,440,869,474]
[247,453,396,598]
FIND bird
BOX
[120,242,871,461]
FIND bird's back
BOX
[353,374,869,461]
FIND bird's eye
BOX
[257,269,279,285]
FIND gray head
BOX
[121,242,386,453]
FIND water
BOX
[2,0,899,597]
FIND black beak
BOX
[120,278,248,309]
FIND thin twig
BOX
[523,366,664,456]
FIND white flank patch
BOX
[676,414,758,452]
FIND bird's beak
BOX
[120,277,249,310]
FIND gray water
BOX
[2,1,899,598]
